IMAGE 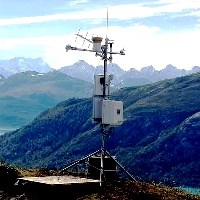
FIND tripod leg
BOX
[105,150,136,181]
[100,148,103,186]
[59,149,101,174]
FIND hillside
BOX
[0,73,199,187]
[0,71,92,129]
[0,163,199,200]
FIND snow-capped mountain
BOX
[0,74,6,85]
[158,64,188,80]
[0,67,12,78]
[189,66,200,74]
[59,60,125,84]
[95,63,125,76]
[59,60,96,83]
[119,64,199,87]
[59,61,200,88]
[1,57,199,88]
[0,57,52,77]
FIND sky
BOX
[0,0,200,71]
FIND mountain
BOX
[0,74,6,85]
[0,57,52,78]
[0,71,92,129]
[0,67,11,78]
[95,63,125,87]
[95,63,125,76]
[59,60,200,88]
[118,67,151,87]
[59,60,96,83]
[59,60,125,88]
[0,73,199,187]
[158,64,188,79]
[190,66,200,74]
[117,65,199,88]
[1,57,199,88]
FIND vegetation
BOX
[0,162,199,200]
[0,71,92,128]
[79,181,200,200]
[0,73,199,188]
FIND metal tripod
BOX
[59,124,136,185]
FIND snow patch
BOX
[30,73,44,77]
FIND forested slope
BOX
[0,73,199,187]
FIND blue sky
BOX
[0,0,200,70]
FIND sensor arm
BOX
[66,44,125,56]
[65,44,97,53]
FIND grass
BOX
[78,180,200,200]
[0,163,199,200]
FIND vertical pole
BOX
[103,59,107,98]
[103,38,108,99]
[100,125,105,186]
[100,37,108,186]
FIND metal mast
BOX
[63,13,135,185]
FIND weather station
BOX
[61,14,135,185]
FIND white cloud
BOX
[0,1,199,27]
[1,24,199,70]
[187,10,200,17]
[0,13,75,27]
[0,8,107,27]
[43,25,200,70]
[68,0,89,6]
[1,0,200,71]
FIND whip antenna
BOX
[106,6,109,39]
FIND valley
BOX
[0,73,199,188]
[0,58,200,134]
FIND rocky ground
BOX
[0,163,199,200]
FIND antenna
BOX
[106,6,109,39]
[82,32,88,46]
[74,28,81,43]
[62,9,135,186]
